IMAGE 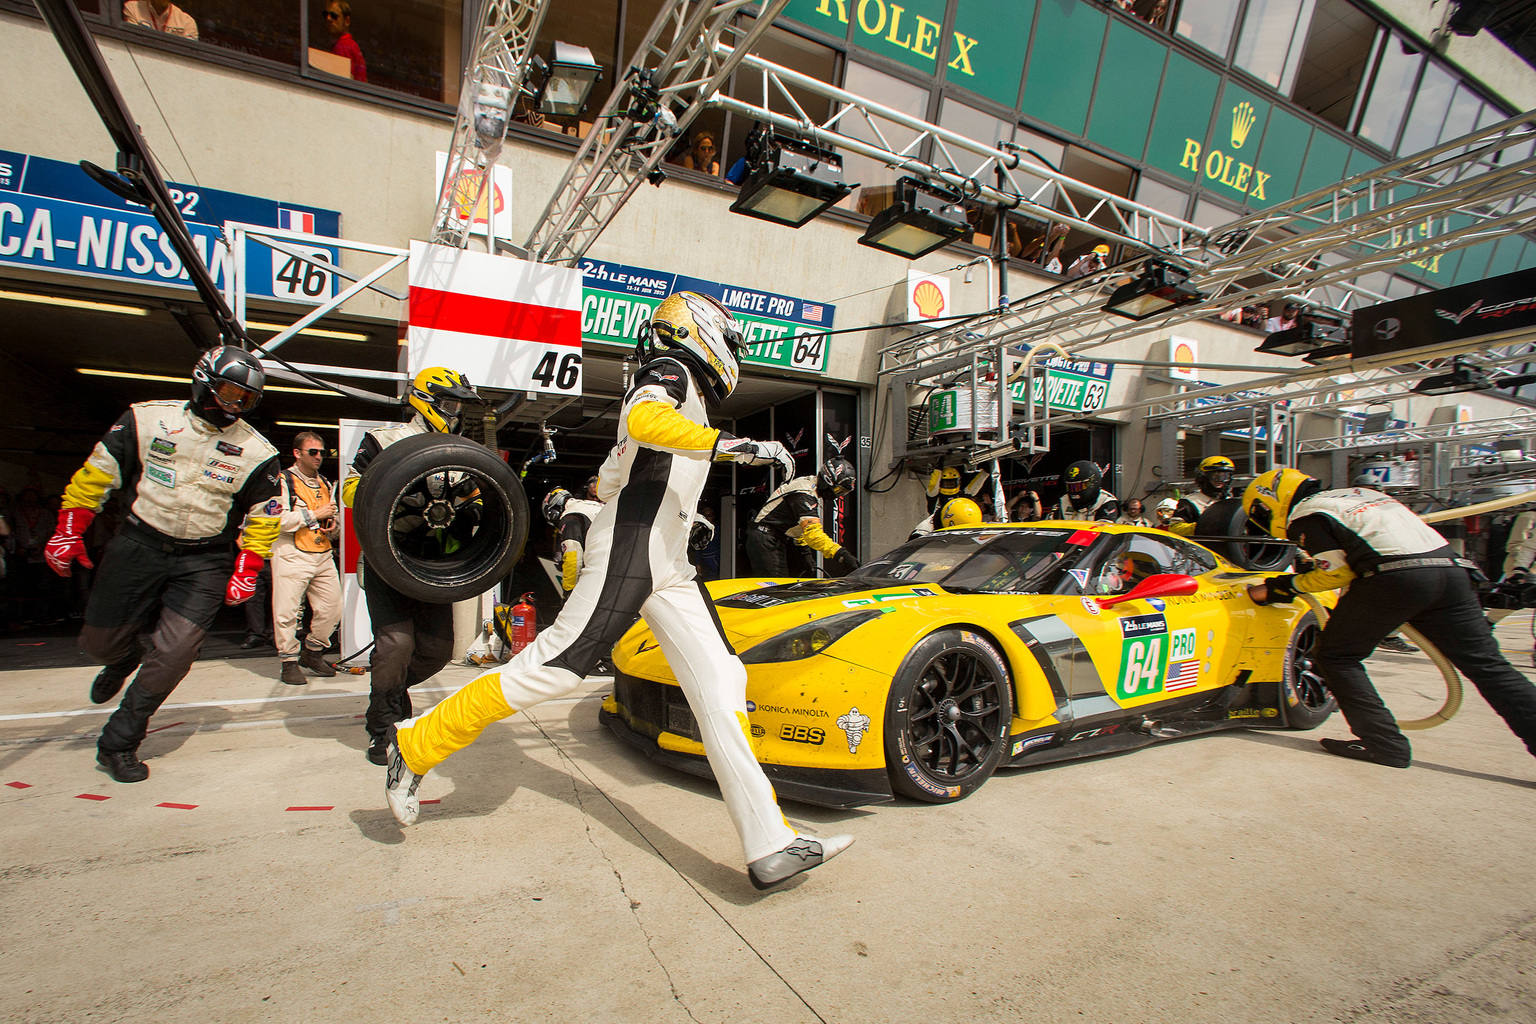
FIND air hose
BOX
[1299,594,1463,730]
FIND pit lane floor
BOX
[3,620,1536,1024]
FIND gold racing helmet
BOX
[939,497,983,528]
[409,366,481,433]
[1241,468,1319,539]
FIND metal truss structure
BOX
[523,0,791,265]
[429,0,550,250]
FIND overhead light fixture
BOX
[275,420,338,430]
[76,367,338,396]
[1413,357,1492,396]
[857,176,971,259]
[1102,260,1204,320]
[1256,313,1348,358]
[0,289,149,316]
[729,127,854,228]
[532,41,602,117]
[247,320,370,342]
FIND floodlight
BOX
[1102,260,1204,320]
[1414,357,1491,395]
[857,177,971,259]
[729,130,853,228]
[1256,314,1347,357]
[534,41,601,117]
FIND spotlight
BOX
[1102,260,1204,320]
[1256,312,1348,357]
[1413,357,1491,395]
[857,177,971,259]
[729,127,854,228]
[532,41,602,117]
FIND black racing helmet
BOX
[1061,460,1103,510]
[191,345,265,428]
[817,457,857,499]
[541,487,572,526]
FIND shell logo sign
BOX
[907,270,949,322]
[434,151,513,241]
[1169,336,1198,381]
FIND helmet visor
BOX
[210,379,261,413]
[1065,477,1096,495]
[437,398,464,419]
[1207,470,1233,488]
[1246,501,1274,536]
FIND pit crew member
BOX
[381,291,854,890]
[1056,460,1120,521]
[1168,455,1235,537]
[747,456,859,577]
[1244,470,1536,767]
[46,346,280,783]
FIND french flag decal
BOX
[279,208,316,233]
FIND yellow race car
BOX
[603,522,1333,808]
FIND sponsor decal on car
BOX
[1227,707,1279,719]
[1080,595,1101,616]
[836,707,871,752]
[145,463,175,488]
[1069,723,1124,741]
[842,587,937,608]
[1118,614,1173,699]
[754,703,829,718]
[216,441,243,456]
[1068,568,1089,589]
[897,732,960,798]
[779,724,826,745]
[750,724,765,737]
[1012,734,1054,756]
[637,637,661,653]
[1146,597,1166,610]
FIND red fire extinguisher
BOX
[510,592,537,654]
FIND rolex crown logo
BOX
[1230,102,1256,149]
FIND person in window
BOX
[1067,244,1111,279]
[680,131,720,175]
[324,1,367,82]
[123,0,198,40]
[1265,301,1301,333]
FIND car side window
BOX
[1088,534,1203,595]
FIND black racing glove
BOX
[1257,574,1299,604]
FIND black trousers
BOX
[363,564,453,743]
[80,532,231,754]
[745,524,815,578]
[1315,567,1536,761]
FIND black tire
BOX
[1196,498,1292,571]
[355,432,529,603]
[1281,611,1336,729]
[883,628,1013,803]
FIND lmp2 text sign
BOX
[0,149,339,302]
[578,257,836,374]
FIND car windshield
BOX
[851,528,1085,594]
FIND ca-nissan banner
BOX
[1352,266,1536,359]
[406,241,584,395]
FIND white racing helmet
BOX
[639,291,745,403]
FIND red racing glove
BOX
[44,507,96,577]
[226,550,263,606]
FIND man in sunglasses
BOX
[271,431,343,685]
[323,1,367,82]
[44,346,282,783]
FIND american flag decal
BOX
[802,302,824,322]
[1165,660,1199,691]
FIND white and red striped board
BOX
[406,241,584,395]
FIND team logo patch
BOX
[150,438,177,456]
[216,441,243,456]
[264,499,284,515]
[145,463,175,489]
[203,469,235,484]
[207,459,238,472]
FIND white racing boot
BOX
[747,834,854,891]
[384,724,423,826]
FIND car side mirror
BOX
[1096,572,1199,609]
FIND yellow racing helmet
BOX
[1242,468,1318,539]
[409,366,481,433]
[938,467,962,496]
[1196,455,1236,497]
[939,497,982,528]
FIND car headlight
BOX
[738,609,885,664]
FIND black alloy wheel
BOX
[1195,498,1293,571]
[883,628,1013,803]
[354,432,529,604]
[1282,611,1336,729]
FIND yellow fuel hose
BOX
[1299,594,1463,730]
[1420,488,1536,524]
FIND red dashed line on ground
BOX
[420,799,441,805]
[157,802,197,810]
[144,721,186,734]
[76,793,109,801]
[285,805,333,811]
[6,781,31,789]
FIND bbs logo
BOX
[779,724,825,745]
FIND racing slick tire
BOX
[1196,498,1293,572]
[883,628,1013,803]
[354,432,529,604]
[1280,610,1336,730]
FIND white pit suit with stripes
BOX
[392,357,797,863]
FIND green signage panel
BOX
[779,0,852,40]
[781,0,952,75]
[1145,53,1221,184]
[1183,80,1273,207]
[1020,0,1105,137]
[1251,105,1310,208]
[948,0,1034,107]
[1086,20,1165,161]
[1294,129,1351,200]
[1006,365,1111,414]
